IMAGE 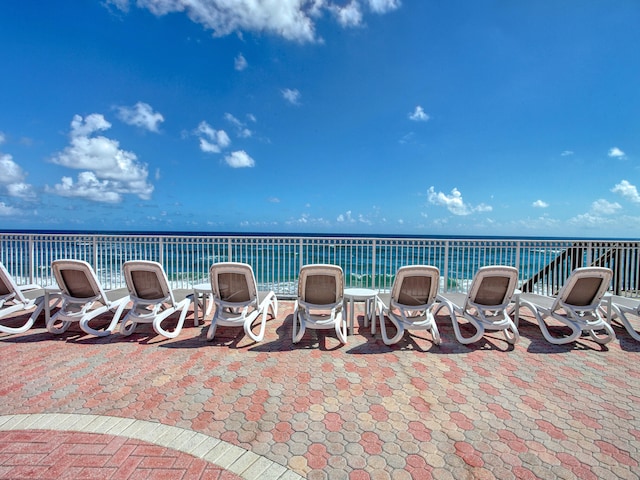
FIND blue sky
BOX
[0,1,638,238]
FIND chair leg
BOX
[451,312,483,345]
[518,300,580,345]
[610,306,640,342]
[540,313,581,345]
[503,319,520,345]
[588,322,616,344]
[380,310,404,345]
[292,309,305,344]
[154,300,190,339]
[46,312,72,334]
[335,314,347,344]
[431,323,442,345]
[206,314,219,341]
[435,300,483,345]
[0,303,40,334]
[120,312,137,336]
[103,299,129,335]
[245,311,266,342]
[79,307,113,337]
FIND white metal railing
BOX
[1,233,638,298]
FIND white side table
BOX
[44,286,62,326]
[192,283,213,325]
[343,288,378,336]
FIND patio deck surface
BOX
[0,300,639,480]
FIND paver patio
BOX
[0,300,639,479]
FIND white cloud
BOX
[70,113,110,137]
[560,150,574,156]
[234,53,248,71]
[532,200,549,208]
[612,180,640,203]
[367,0,401,13]
[409,105,429,122]
[568,196,626,229]
[196,121,231,153]
[105,0,130,12]
[399,132,415,145]
[224,113,253,138]
[224,150,255,168]
[0,132,5,144]
[285,213,330,227]
[591,199,621,215]
[568,212,615,228]
[116,102,164,132]
[48,172,122,203]
[7,183,36,200]
[331,1,362,27]
[337,211,355,223]
[0,153,26,184]
[428,187,469,215]
[108,0,400,43]
[608,147,626,158]
[427,186,492,216]
[282,88,301,105]
[0,202,19,216]
[0,153,36,200]
[49,114,154,202]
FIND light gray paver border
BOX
[0,413,304,480]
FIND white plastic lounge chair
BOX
[517,267,615,345]
[435,266,520,345]
[207,262,278,342]
[120,260,192,339]
[602,295,640,341]
[0,262,54,334]
[375,265,441,345]
[293,264,347,344]
[47,259,129,336]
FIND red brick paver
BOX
[0,430,240,480]
[1,300,640,479]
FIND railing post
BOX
[228,238,233,262]
[28,234,34,285]
[371,239,377,290]
[296,238,302,267]
[93,236,98,270]
[443,240,450,293]
[515,240,521,284]
[159,237,164,264]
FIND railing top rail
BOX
[1,231,638,245]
